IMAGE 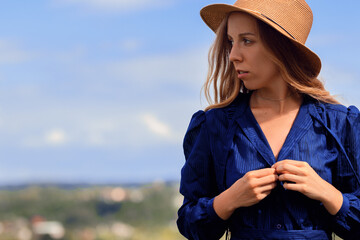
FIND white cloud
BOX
[319,65,360,107]
[120,39,142,52]
[21,128,68,147]
[0,47,209,149]
[53,0,175,13]
[307,33,344,48]
[106,47,209,88]
[141,113,172,139]
[81,118,121,146]
[0,40,31,64]
[0,102,185,149]
[45,129,67,145]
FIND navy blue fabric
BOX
[177,93,360,240]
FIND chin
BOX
[242,82,259,91]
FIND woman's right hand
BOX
[213,168,278,220]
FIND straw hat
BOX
[200,0,321,77]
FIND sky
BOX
[0,0,359,185]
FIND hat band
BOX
[260,13,296,40]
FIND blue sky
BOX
[0,0,359,185]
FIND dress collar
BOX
[233,93,314,165]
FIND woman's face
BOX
[227,12,283,91]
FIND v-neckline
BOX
[235,94,313,166]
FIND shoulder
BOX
[186,110,206,133]
[309,98,360,136]
[310,97,359,121]
[322,103,359,125]
[184,108,224,141]
[187,93,249,132]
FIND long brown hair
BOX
[203,14,339,111]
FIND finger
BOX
[278,173,302,183]
[283,182,304,192]
[256,192,272,201]
[247,168,276,178]
[261,190,274,198]
[272,159,306,168]
[257,173,278,186]
[257,182,277,192]
[275,163,304,175]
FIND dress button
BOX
[276,224,282,229]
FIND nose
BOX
[229,44,243,63]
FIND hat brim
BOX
[200,4,321,77]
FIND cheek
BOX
[256,57,278,79]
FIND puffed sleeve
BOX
[332,106,360,239]
[177,110,228,240]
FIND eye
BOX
[228,38,234,46]
[243,38,253,45]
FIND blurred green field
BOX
[0,183,342,240]
[0,182,185,240]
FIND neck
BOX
[250,89,302,114]
[256,91,293,101]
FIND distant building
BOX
[31,216,65,240]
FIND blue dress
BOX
[177,93,360,240]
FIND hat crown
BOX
[200,0,321,76]
[233,0,313,43]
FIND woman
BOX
[177,0,360,239]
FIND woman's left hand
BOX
[272,159,343,215]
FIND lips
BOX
[236,70,249,79]
[237,70,248,74]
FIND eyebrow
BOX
[228,32,256,38]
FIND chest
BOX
[224,125,337,189]
[252,108,299,159]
